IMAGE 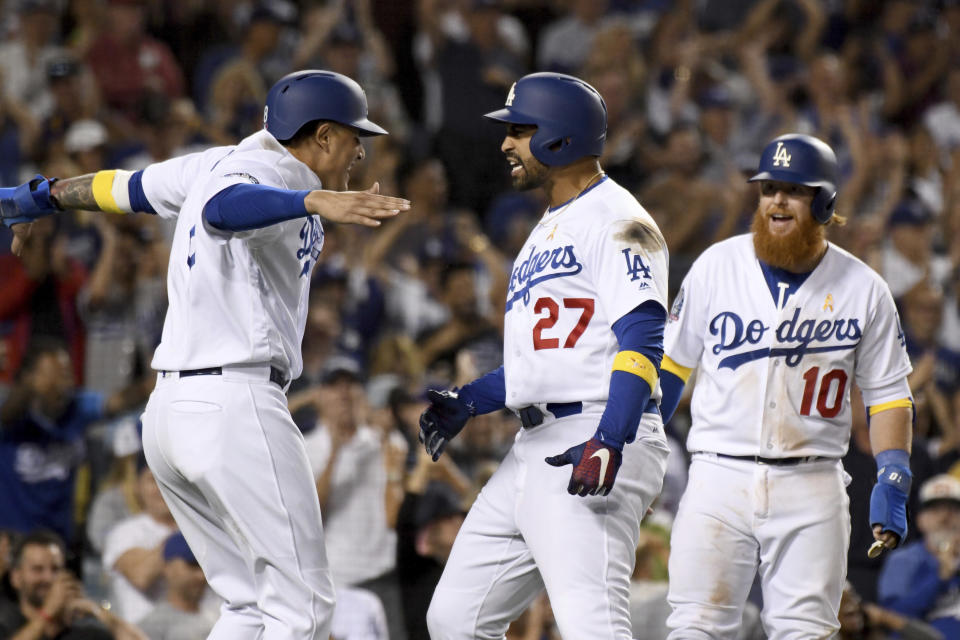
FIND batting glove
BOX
[418,389,473,462]
[0,175,60,227]
[545,437,623,497]
[869,449,911,546]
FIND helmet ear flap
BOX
[811,186,837,224]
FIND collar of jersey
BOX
[546,175,609,213]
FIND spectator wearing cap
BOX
[63,120,108,174]
[881,199,953,299]
[37,54,100,162]
[396,479,468,640]
[878,474,960,637]
[137,533,216,640]
[84,0,185,123]
[302,358,409,640]
[101,460,178,623]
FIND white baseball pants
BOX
[427,410,670,640]
[666,453,851,639]
[141,366,335,640]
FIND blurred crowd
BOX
[0,0,959,638]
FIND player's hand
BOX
[418,389,472,462]
[305,182,409,228]
[545,437,622,497]
[1,175,60,228]
[10,221,32,256]
[868,462,911,552]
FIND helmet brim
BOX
[483,107,539,125]
[352,118,388,137]
[747,169,831,190]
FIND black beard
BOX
[511,158,549,191]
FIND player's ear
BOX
[313,122,333,152]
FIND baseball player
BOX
[418,72,671,639]
[658,134,914,637]
[1,70,409,640]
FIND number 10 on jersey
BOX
[799,366,848,418]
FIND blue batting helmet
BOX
[748,133,839,224]
[263,70,387,141]
[484,72,607,167]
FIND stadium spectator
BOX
[136,533,216,640]
[878,474,960,637]
[0,529,146,639]
[84,0,185,124]
[303,359,408,640]
[101,460,177,623]
[0,338,150,545]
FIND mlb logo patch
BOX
[669,287,685,322]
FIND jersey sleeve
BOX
[663,254,710,369]
[589,218,669,324]
[140,145,233,219]
[855,283,913,391]
[198,157,290,245]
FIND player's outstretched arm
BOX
[3,171,163,255]
[868,403,913,555]
[305,182,409,227]
[203,182,409,232]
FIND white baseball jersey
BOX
[144,130,324,379]
[502,176,669,410]
[665,234,912,458]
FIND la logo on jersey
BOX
[622,248,652,283]
[772,142,792,167]
[505,83,516,106]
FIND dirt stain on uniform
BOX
[615,221,663,252]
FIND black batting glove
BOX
[418,389,473,461]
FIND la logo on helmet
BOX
[506,83,516,106]
[772,141,791,167]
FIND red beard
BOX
[751,205,825,271]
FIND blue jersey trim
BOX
[546,175,609,212]
[758,260,811,308]
[128,170,157,214]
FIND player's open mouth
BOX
[507,157,523,177]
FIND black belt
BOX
[164,366,289,388]
[715,453,831,466]
[517,399,659,429]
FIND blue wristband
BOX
[876,448,911,490]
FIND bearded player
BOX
[418,72,671,638]
[659,134,913,637]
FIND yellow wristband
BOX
[92,169,134,214]
[612,351,658,390]
[868,398,913,416]
[661,355,693,383]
